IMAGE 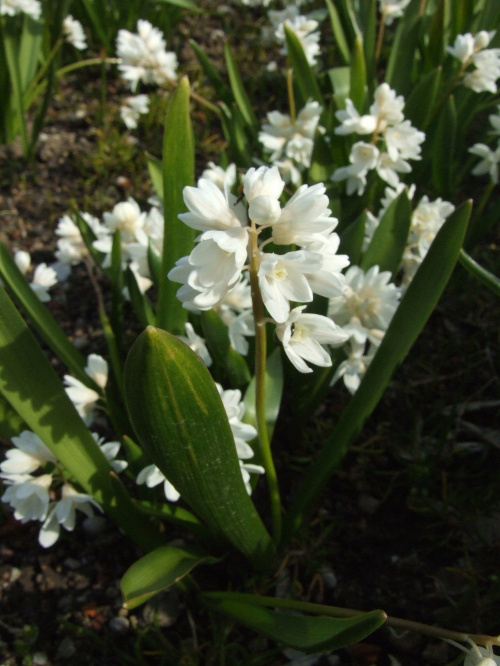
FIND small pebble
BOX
[56,637,76,659]
[109,616,130,634]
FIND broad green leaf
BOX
[153,0,197,8]
[349,36,366,113]
[0,242,92,388]
[200,310,251,389]
[156,76,195,333]
[124,327,275,570]
[224,42,259,133]
[309,134,336,183]
[325,0,351,65]
[284,201,471,543]
[243,349,283,444]
[19,17,43,93]
[284,25,324,108]
[0,391,25,440]
[147,240,162,289]
[361,190,411,277]
[385,15,421,96]
[328,66,351,109]
[2,21,29,153]
[203,593,386,653]
[146,154,163,201]
[362,0,377,85]
[0,287,163,552]
[404,67,442,129]
[339,210,368,267]
[458,249,500,298]
[122,545,217,609]
[125,267,156,328]
[426,0,445,68]
[431,95,456,199]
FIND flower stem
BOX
[287,68,296,126]
[248,222,282,544]
[374,10,387,65]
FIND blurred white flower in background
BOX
[447,30,500,94]
[64,354,108,425]
[120,94,150,129]
[63,15,87,50]
[14,250,58,302]
[0,431,56,476]
[0,0,41,19]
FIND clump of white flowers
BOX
[268,6,320,66]
[378,0,411,25]
[0,429,127,547]
[64,354,108,425]
[447,30,500,94]
[116,19,178,91]
[14,250,58,303]
[0,0,41,19]
[168,165,350,374]
[469,105,500,184]
[259,100,325,185]
[446,637,500,666]
[332,82,425,195]
[136,383,264,498]
[62,15,87,50]
[120,94,150,129]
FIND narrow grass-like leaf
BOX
[156,76,195,333]
[431,95,456,199]
[146,154,163,201]
[3,21,29,153]
[349,36,366,113]
[122,545,217,610]
[284,201,471,543]
[147,241,162,290]
[329,66,351,109]
[426,0,445,68]
[190,40,232,105]
[153,0,197,8]
[339,210,367,267]
[110,230,124,353]
[404,67,442,130]
[325,0,350,65]
[0,288,163,551]
[224,42,259,133]
[203,593,385,653]
[361,190,411,277]
[284,25,324,107]
[0,242,92,388]
[458,249,500,298]
[385,16,421,96]
[125,267,156,328]
[124,327,275,569]
[18,16,43,93]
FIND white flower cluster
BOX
[116,19,178,91]
[14,250,58,302]
[469,105,500,184]
[120,94,150,129]
[268,6,320,66]
[62,15,87,50]
[259,100,324,185]
[0,430,127,547]
[332,83,425,195]
[379,0,411,25]
[447,30,500,94]
[169,165,350,374]
[136,383,264,498]
[64,354,108,425]
[329,265,401,393]
[0,0,40,19]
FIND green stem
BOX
[374,10,386,64]
[287,68,296,126]
[248,222,282,544]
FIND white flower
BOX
[271,182,338,245]
[178,322,212,366]
[216,384,257,460]
[331,338,374,394]
[240,461,265,495]
[302,233,349,299]
[62,15,87,50]
[169,228,249,311]
[270,8,321,66]
[179,179,247,232]
[276,305,349,373]
[244,165,285,226]
[120,94,150,129]
[55,212,107,266]
[469,143,500,184]
[102,197,147,243]
[447,33,476,63]
[384,121,425,161]
[375,152,412,188]
[92,433,128,474]
[85,354,108,390]
[332,142,380,194]
[14,249,31,274]
[0,0,41,19]
[464,49,500,93]
[258,250,320,322]
[328,265,401,341]
[200,162,237,191]
[14,251,57,302]
[335,99,377,136]
[1,431,56,476]
[39,483,102,548]
[379,0,411,25]
[447,637,500,666]
[116,19,178,90]
[136,464,180,502]
[370,83,405,128]
[64,354,108,425]
[1,474,52,523]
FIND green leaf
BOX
[125,267,156,328]
[0,287,163,552]
[190,40,232,106]
[156,76,195,333]
[284,25,324,108]
[200,310,251,389]
[124,327,275,569]
[0,391,25,439]
[325,0,351,65]
[122,545,217,609]
[404,67,442,129]
[153,0,197,8]
[0,241,91,388]
[146,154,163,201]
[349,36,366,113]
[385,15,421,96]
[284,201,471,543]
[426,0,445,68]
[18,17,44,94]
[328,66,351,110]
[203,593,386,653]
[224,41,259,133]
[361,190,411,277]
[339,210,367,267]
[431,95,457,199]
[458,249,500,298]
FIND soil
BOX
[1,6,500,666]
